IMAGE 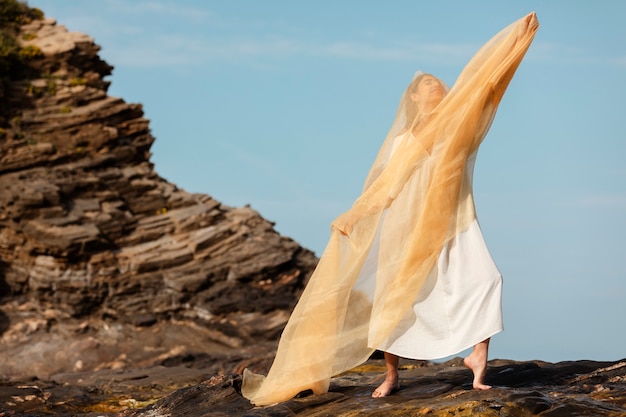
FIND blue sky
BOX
[29,1,625,364]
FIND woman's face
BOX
[413,75,445,107]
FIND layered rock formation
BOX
[0,9,316,380]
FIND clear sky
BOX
[28,1,625,364]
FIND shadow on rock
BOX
[0,260,12,337]
[0,308,9,337]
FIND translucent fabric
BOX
[242,12,539,406]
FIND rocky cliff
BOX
[0,4,316,382]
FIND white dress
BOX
[371,136,503,359]
[378,218,503,359]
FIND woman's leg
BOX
[463,338,492,390]
[372,352,400,398]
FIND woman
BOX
[242,12,539,406]
[365,72,503,397]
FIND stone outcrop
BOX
[0,12,317,379]
[2,357,625,416]
[131,358,626,417]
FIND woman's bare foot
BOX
[464,349,491,390]
[372,352,401,398]
[372,376,400,398]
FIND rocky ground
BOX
[1,357,625,416]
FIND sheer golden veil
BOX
[242,12,539,406]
